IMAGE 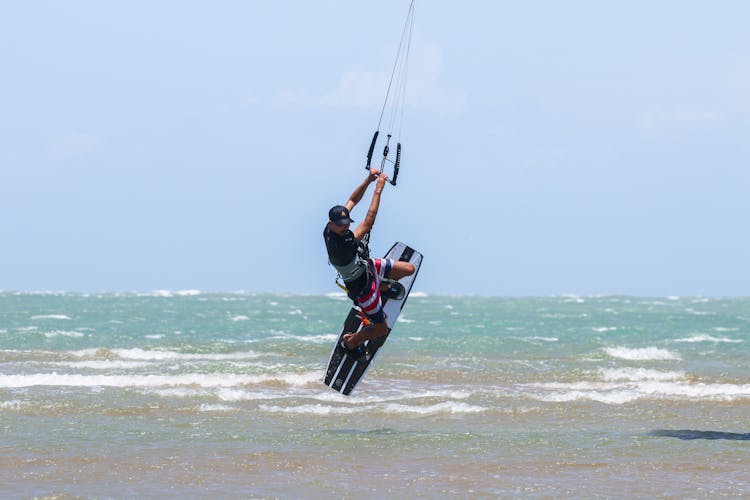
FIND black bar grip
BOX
[382,134,391,160]
[390,142,401,186]
[366,131,379,169]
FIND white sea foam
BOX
[397,315,415,323]
[44,330,85,338]
[154,387,478,409]
[230,315,250,322]
[268,333,338,344]
[148,388,205,398]
[141,289,202,298]
[110,348,260,361]
[673,334,742,344]
[603,346,681,361]
[259,401,485,416]
[11,291,69,296]
[57,347,265,363]
[592,327,617,333]
[561,295,585,303]
[527,379,750,404]
[310,388,475,405]
[301,334,338,343]
[216,388,284,402]
[67,348,104,358]
[684,308,715,316]
[197,404,235,412]
[31,314,72,320]
[260,404,360,415]
[0,400,28,410]
[381,401,485,414]
[409,292,428,298]
[599,368,686,382]
[144,387,290,401]
[536,389,639,405]
[636,381,750,400]
[52,360,153,369]
[0,371,321,389]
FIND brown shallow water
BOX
[2,396,749,498]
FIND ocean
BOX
[1,291,749,498]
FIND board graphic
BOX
[324,242,422,395]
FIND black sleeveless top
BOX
[323,225,358,266]
[323,225,370,298]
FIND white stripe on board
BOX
[340,360,359,393]
[328,353,350,388]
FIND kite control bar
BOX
[366,131,379,169]
[365,131,401,186]
[392,143,401,186]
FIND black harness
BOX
[323,225,372,300]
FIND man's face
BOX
[329,220,350,235]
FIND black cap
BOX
[329,205,354,226]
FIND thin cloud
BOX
[245,39,466,115]
[639,108,729,130]
[52,132,103,158]
[637,54,750,131]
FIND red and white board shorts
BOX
[355,258,394,324]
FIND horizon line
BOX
[1,289,747,300]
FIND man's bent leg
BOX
[344,261,392,350]
[387,261,415,281]
[343,320,388,350]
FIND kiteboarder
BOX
[323,169,415,357]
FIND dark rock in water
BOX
[650,429,750,441]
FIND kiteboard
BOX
[324,241,422,395]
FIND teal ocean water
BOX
[1,291,749,497]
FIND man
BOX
[323,169,415,358]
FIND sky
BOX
[2,1,749,296]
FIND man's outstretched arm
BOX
[353,173,388,241]
[344,169,380,212]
